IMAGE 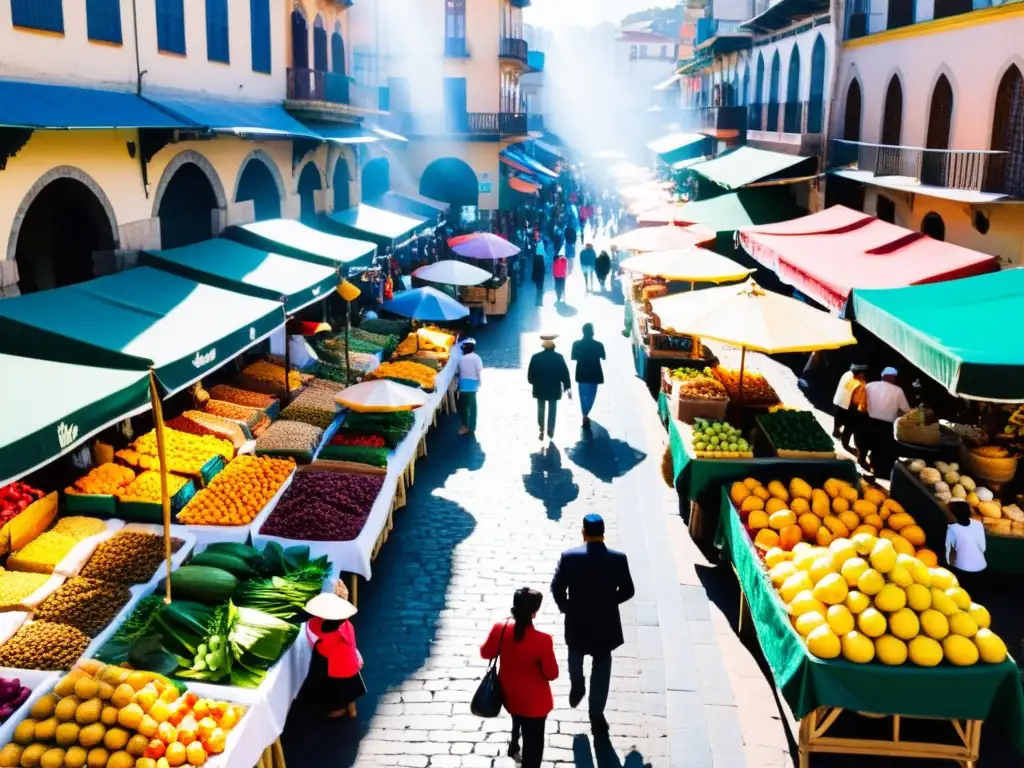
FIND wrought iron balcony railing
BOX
[499,37,528,63]
[831,139,1011,192]
[385,112,529,137]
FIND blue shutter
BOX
[156,0,186,55]
[249,0,271,73]
[206,0,229,63]
[11,0,64,33]
[86,0,123,43]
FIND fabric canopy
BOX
[382,286,469,321]
[413,260,491,286]
[141,239,339,314]
[0,267,284,396]
[0,356,151,485]
[143,94,322,140]
[301,121,378,144]
[647,132,705,157]
[612,224,716,252]
[619,248,753,283]
[323,204,428,247]
[225,219,377,271]
[366,191,448,220]
[500,148,559,179]
[661,189,805,233]
[690,147,815,190]
[739,206,999,312]
[0,79,189,130]
[509,176,541,194]
[852,269,1024,402]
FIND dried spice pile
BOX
[79,531,184,585]
[35,577,132,637]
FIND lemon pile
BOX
[764,533,1008,666]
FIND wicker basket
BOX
[895,410,942,447]
[968,452,1018,484]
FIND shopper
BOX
[457,338,483,436]
[564,221,578,259]
[527,334,572,440]
[480,588,558,768]
[863,366,911,476]
[946,500,987,592]
[551,514,634,734]
[299,584,365,718]
[552,253,569,303]
[579,242,597,292]
[832,364,867,452]
[594,250,611,291]
[571,323,606,428]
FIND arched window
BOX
[878,76,904,175]
[808,35,826,133]
[921,212,945,241]
[291,8,309,97]
[754,53,764,106]
[843,79,862,141]
[313,16,328,73]
[784,46,801,132]
[767,51,781,132]
[328,21,349,104]
[986,65,1024,195]
[921,75,954,185]
[741,67,750,107]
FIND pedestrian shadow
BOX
[566,422,646,483]
[522,445,580,520]
[572,733,652,768]
[556,302,579,317]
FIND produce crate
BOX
[461,286,487,303]
[64,492,118,517]
[755,415,837,460]
[116,478,197,524]
[675,394,729,424]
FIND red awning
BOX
[739,206,1000,311]
[500,155,534,175]
[509,176,541,194]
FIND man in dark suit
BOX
[551,513,635,734]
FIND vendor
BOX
[832,364,868,454]
[299,584,365,718]
[863,366,910,477]
[946,500,987,586]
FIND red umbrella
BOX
[447,233,481,247]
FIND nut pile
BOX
[208,383,278,410]
[0,570,50,610]
[279,381,343,429]
[35,577,132,637]
[254,420,324,457]
[79,531,184,585]
[51,517,108,541]
[0,621,90,670]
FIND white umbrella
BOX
[413,260,491,287]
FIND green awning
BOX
[322,204,428,248]
[225,219,377,271]
[691,147,816,190]
[0,267,285,396]
[141,238,339,313]
[647,132,706,158]
[852,270,1024,402]
[0,356,151,485]
[670,188,804,233]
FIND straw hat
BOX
[305,593,357,621]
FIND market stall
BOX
[224,218,378,272]
[320,204,428,250]
[686,146,817,201]
[450,234,519,317]
[365,191,448,224]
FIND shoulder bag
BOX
[471,620,509,718]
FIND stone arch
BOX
[361,157,390,201]
[297,161,322,221]
[234,149,287,203]
[420,157,478,208]
[235,149,286,222]
[151,149,227,217]
[843,77,863,142]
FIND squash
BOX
[187,552,258,580]
[168,566,239,604]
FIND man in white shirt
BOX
[862,367,911,476]
[832,364,867,452]
[946,501,987,575]
[457,339,484,436]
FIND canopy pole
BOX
[690,281,695,292]
[148,371,173,605]
[283,331,292,407]
[738,346,746,405]
[345,301,352,385]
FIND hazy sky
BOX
[525,0,678,29]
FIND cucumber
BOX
[169,566,239,604]
[188,552,258,580]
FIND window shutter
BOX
[86,0,123,43]
[11,0,64,33]
[206,0,229,63]
[156,0,186,54]
[250,0,271,73]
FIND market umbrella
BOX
[638,202,696,225]
[650,279,856,400]
[334,379,430,412]
[619,248,754,284]
[413,260,491,286]
[382,286,470,321]
[447,233,480,247]
[611,224,716,251]
[452,232,521,260]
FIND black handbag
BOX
[471,620,508,718]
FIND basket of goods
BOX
[967,445,1018,485]
[318,434,390,468]
[690,418,751,458]
[208,383,280,419]
[254,420,324,464]
[177,455,295,526]
[367,361,437,392]
[115,429,233,483]
[757,410,836,459]
[203,399,271,438]
[712,367,779,405]
[895,407,941,447]
[904,459,995,509]
[674,377,729,423]
[236,359,309,397]
[65,465,136,516]
[939,420,988,447]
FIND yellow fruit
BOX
[55,722,81,747]
[763,548,789,568]
[908,636,943,667]
[930,588,958,617]
[754,529,780,551]
[831,497,849,514]
[101,706,118,727]
[887,512,914,531]
[106,752,134,768]
[826,538,855,564]
[753,486,772,501]
[794,611,827,637]
[850,500,876,518]
[864,487,887,506]
[78,723,106,749]
[974,628,1008,663]
[838,511,860,533]
[948,611,979,638]
[137,715,158,738]
[779,525,804,552]
[157,722,177,744]
[127,735,149,758]
[30,695,57,721]
[845,590,870,615]
[808,555,836,584]
[86,748,109,768]
[40,748,65,768]
[929,567,957,590]
[767,481,789,502]
[850,532,877,556]
[97,683,114,701]
[730,482,751,505]
[103,727,129,751]
[852,524,878,538]
[900,525,926,548]
[915,549,939,568]
[841,631,876,663]
[747,510,769,530]
[945,587,971,611]
[743,477,762,490]
[919,609,950,640]
[793,547,823,571]
[889,535,916,557]
[75,699,101,726]
[55,670,86,698]
[110,685,134,709]
[19,745,46,768]
[879,529,897,541]
[185,742,207,766]
[857,608,887,638]
[875,635,909,666]
[780,572,814,604]
[64,747,87,768]
[840,557,869,588]
[797,514,821,540]
[791,498,811,516]
[968,603,991,629]
[13,720,36,745]
[868,539,897,573]
[840,485,859,503]
[826,605,854,635]
[943,635,979,666]
[768,509,796,530]
[863,514,884,529]
[789,478,812,501]
[55,697,80,723]
[888,564,913,588]
[769,562,798,588]
[815,527,834,547]
[790,591,827,618]
[74,678,99,701]
[0,744,23,768]
[35,717,58,742]
[812,573,849,606]
[117,703,144,731]
[811,498,831,519]
[166,742,187,767]
[889,608,920,641]
[805,624,841,659]
[765,497,788,516]
[906,584,931,612]
[857,569,884,596]
[822,516,849,539]
[137,761,157,768]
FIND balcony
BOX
[747,102,824,153]
[285,68,382,119]
[499,37,529,64]
[527,114,545,132]
[696,18,747,46]
[831,140,1012,193]
[445,36,469,58]
[382,112,529,139]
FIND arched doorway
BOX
[878,75,904,174]
[13,175,116,294]
[986,65,1024,195]
[741,67,749,106]
[808,35,826,132]
[753,52,765,127]
[297,163,321,222]
[157,162,219,249]
[330,21,349,104]
[922,75,954,185]
[361,157,390,201]
[921,212,945,241]
[767,51,781,131]
[313,16,327,73]
[332,159,351,212]
[419,157,478,210]
[784,46,801,132]
[291,7,309,98]
[843,79,862,141]
[236,156,282,222]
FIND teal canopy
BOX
[224,219,377,271]
[852,269,1024,401]
[671,188,804,233]
[0,267,284,396]
[0,356,151,485]
[322,204,429,247]
[141,238,338,313]
[691,146,815,190]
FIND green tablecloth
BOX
[658,390,671,426]
[717,490,1024,749]
[623,301,634,337]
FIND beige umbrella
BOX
[619,248,754,285]
[611,224,716,252]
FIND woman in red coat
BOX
[480,588,559,767]
[299,587,366,718]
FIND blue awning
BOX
[302,121,379,144]
[0,79,190,130]
[500,148,559,179]
[143,94,322,140]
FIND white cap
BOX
[882,366,899,377]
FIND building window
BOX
[87,0,122,43]
[985,65,1024,195]
[11,0,64,33]
[446,0,465,39]
[660,45,668,58]
[921,212,946,241]
[250,0,270,73]
[629,44,638,59]
[156,0,186,54]
[205,0,229,63]
[933,0,972,20]
[843,79,861,141]
[881,76,903,145]
[887,0,914,30]
[876,195,896,223]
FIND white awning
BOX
[654,73,683,91]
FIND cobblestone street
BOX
[282,257,796,768]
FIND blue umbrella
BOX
[382,286,470,321]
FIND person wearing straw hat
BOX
[298,583,365,718]
[528,334,572,441]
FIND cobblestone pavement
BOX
[282,246,795,768]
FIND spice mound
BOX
[0,621,90,670]
[79,531,185,585]
[35,577,132,637]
